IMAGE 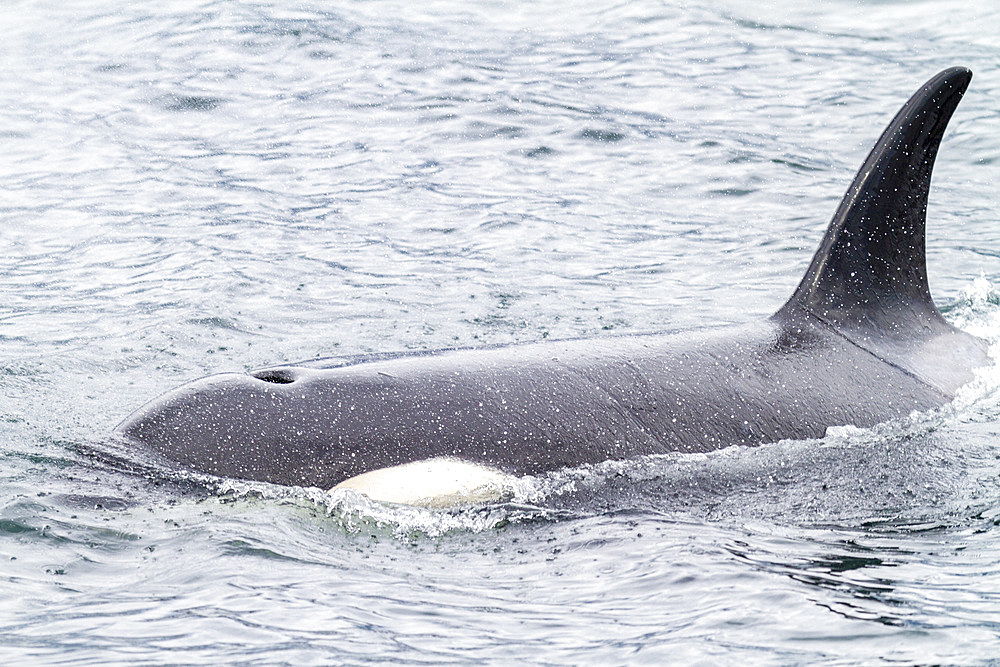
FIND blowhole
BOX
[253,369,296,384]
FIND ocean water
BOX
[2,0,1000,663]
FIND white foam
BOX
[331,457,516,508]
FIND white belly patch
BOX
[331,457,515,508]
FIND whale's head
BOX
[116,367,390,489]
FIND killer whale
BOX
[116,67,990,495]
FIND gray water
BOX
[3,0,1000,663]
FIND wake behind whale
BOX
[116,68,990,504]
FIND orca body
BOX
[116,68,990,493]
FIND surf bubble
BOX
[201,469,560,539]
[950,273,1000,336]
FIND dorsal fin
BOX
[775,67,987,395]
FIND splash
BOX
[948,274,1000,412]
[205,473,562,539]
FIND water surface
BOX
[2,0,1000,663]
